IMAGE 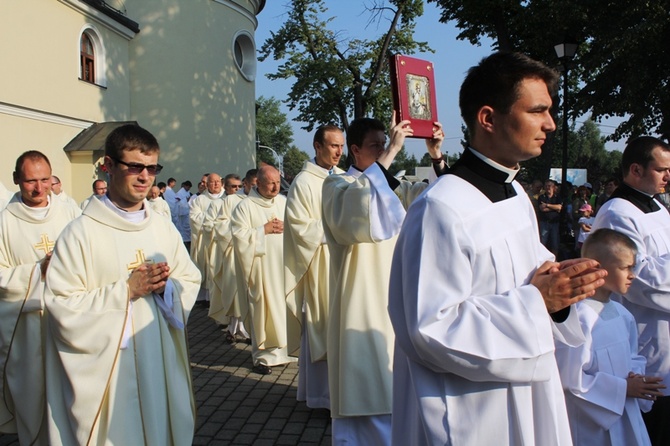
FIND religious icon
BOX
[406,75,431,120]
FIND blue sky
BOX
[254,1,623,160]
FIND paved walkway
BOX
[0,304,332,445]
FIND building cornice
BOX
[0,102,94,130]
[58,0,138,39]
[212,0,263,29]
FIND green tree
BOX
[256,96,295,166]
[389,147,418,175]
[428,0,670,141]
[282,147,311,182]
[258,0,431,132]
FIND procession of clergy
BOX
[1,51,669,446]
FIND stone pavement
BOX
[0,304,332,445]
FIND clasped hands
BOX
[127,262,170,299]
[531,259,607,313]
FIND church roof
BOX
[63,121,139,153]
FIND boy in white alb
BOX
[555,228,665,446]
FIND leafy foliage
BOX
[258,0,431,132]
[282,147,311,182]
[429,0,670,141]
[255,96,295,158]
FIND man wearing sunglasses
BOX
[79,179,108,210]
[45,124,201,445]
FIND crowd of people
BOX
[0,51,669,446]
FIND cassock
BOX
[284,160,343,409]
[592,184,670,393]
[45,195,200,446]
[322,162,426,424]
[388,148,574,446]
[231,188,293,366]
[189,190,223,283]
[555,298,651,446]
[147,197,172,219]
[0,194,80,445]
[204,193,244,324]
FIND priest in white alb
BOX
[231,165,295,375]
[322,115,443,444]
[45,124,200,446]
[189,173,224,303]
[204,173,248,337]
[388,52,607,446]
[284,124,344,409]
[0,151,80,446]
[147,185,171,219]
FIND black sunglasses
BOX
[113,158,163,175]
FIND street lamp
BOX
[257,143,284,176]
[554,41,578,197]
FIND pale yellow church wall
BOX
[125,0,258,185]
[0,0,133,201]
[0,0,132,122]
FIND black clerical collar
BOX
[609,182,660,213]
[448,148,518,203]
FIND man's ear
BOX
[477,106,496,134]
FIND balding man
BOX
[147,185,171,219]
[231,166,295,374]
[0,151,80,445]
[79,179,107,210]
[189,173,224,305]
[50,176,78,208]
[284,125,345,409]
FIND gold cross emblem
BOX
[127,249,153,271]
[34,234,55,255]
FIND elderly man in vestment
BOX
[322,116,444,444]
[231,166,295,374]
[189,173,224,305]
[387,52,608,446]
[45,124,200,445]
[0,151,80,445]
[206,171,256,342]
[147,185,171,219]
[284,125,344,409]
[592,136,670,445]
[79,179,107,210]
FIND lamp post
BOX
[553,41,578,197]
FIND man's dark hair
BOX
[621,136,670,177]
[314,125,342,146]
[105,124,159,160]
[244,169,258,181]
[345,118,386,167]
[181,180,192,188]
[224,173,241,184]
[459,52,559,135]
[167,177,176,185]
[157,181,166,189]
[14,150,51,176]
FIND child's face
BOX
[582,209,592,217]
[600,247,636,295]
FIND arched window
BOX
[80,33,95,83]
